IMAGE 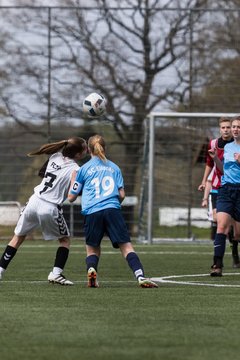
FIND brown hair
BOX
[231,115,240,122]
[28,137,87,159]
[219,116,231,125]
[88,134,106,161]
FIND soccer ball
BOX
[82,92,106,118]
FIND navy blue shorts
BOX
[217,184,240,221]
[83,208,131,248]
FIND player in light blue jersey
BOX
[209,116,240,276]
[0,137,87,285]
[68,134,158,288]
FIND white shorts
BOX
[15,194,70,240]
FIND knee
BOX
[58,236,70,248]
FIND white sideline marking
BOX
[0,280,135,284]
[152,273,240,288]
[2,274,240,288]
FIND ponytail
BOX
[28,140,67,157]
[28,137,87,159]
[88,135,106,161]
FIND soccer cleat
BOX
[232,261,240,268]
[138,278,158,288]
[232,255,240,268]
[210,265,222,277]
[87,267,99,288]
[48,272,74,285]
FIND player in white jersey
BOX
[68,134,158,288]
[0,137,87,285]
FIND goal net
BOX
[138,112,236,244]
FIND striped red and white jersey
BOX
[206,137,233,190]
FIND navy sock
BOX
[213,233,226,267]
[0,245,17,269]
[54,247,69,269]
[126,252,144,279]
[86,255,99,271]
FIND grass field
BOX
[0,239,240,360]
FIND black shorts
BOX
[217,184,240,221]
[83,208,131,248]
[211,192,218,210]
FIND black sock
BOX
[228,225,234,244]
[54,247,69,270]
[231,240,239,259]
[86,255,99,271]
[210,222,217,241]
[0,245,17,270]
[126,252,144,279]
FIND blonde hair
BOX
[88,134,106,161]
[28,137,87,159]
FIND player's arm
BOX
[68,170,82,202]
[208,149,223,173]
[118,187,125,203]
[38,159,49,178]
[201,179,211,208]
[198,165,212,191]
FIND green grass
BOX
[0,240,240,360]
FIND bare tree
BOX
[0,0,221,198]
[45,0,210,192]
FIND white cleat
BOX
[138,277,158,288]
[87,267,99,288]
[48,272,74,286]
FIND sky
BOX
[0,0,173,8]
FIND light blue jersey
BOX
[221,142,240,185]
[70,156,124,215]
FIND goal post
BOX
[139,112,237,244]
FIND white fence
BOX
[0,202,21,226]
[159,207,210,228]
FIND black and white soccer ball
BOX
[82,92,107,118]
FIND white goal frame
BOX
[147,112,237,244]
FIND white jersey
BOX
[34,152,79,205]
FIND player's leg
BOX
[86,245,100,288]
[0,197,39,280]
[229,220,240,268]
[48,236,74,286]
[39,203,73,285]
[103,208,158,288]
[0,234,26,279]
[118,242,158,288]
[210,211,231,276]
[210,193,217,241]
[231,220,240,268]
[84,212,103,287]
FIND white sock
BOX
[52,267,62,275]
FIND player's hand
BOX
[198,183,205,191]
[208,148,217,159]
[201,198,208,207]
[234,153,240,163]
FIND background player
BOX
[68,134,158,288]
[198,117,239,267]
[0,137,87,285]
[208,116,240,276]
